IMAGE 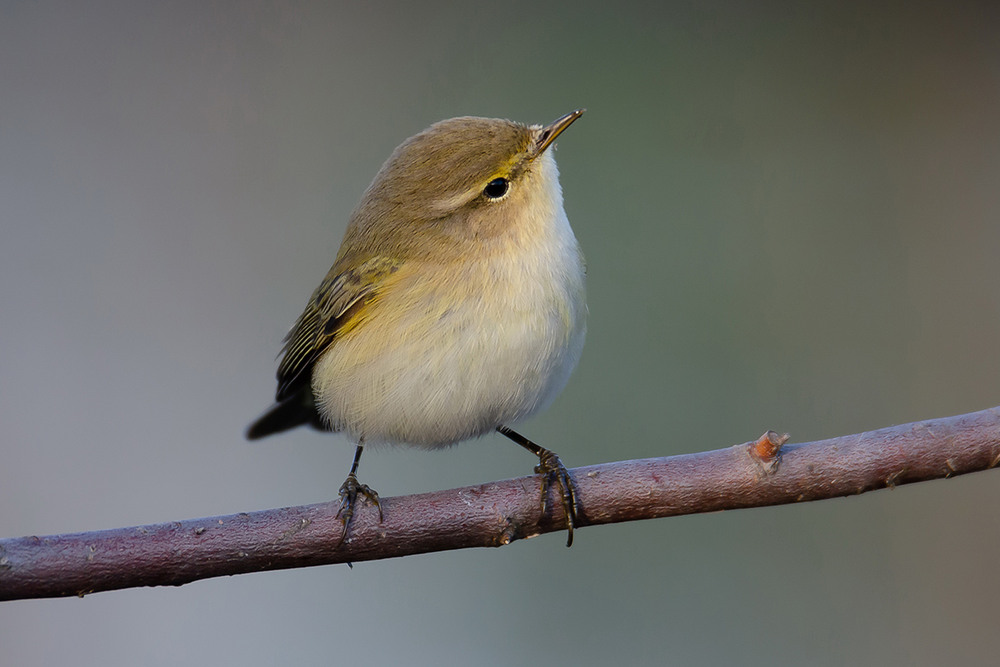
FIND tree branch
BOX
[2,406,999,601]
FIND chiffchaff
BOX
[248,110,587,545]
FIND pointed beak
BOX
[535,109,585,154]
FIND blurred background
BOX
[2,1,999,665]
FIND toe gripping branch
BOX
[335,444,383,547]
[497,426,580,547]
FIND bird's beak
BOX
[535,109,585,154]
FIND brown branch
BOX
[2,406,999,601]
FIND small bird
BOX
[247,110,587,545]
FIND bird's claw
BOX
[534,448,580,547]
[335,473,382,546]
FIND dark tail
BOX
[246,390,328,440]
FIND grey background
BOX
[3,2,999,665]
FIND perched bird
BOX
[247,110,587,545]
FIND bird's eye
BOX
[483,177,510,199]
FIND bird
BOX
[247,110,587,546]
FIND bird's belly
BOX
[312,258,586,448]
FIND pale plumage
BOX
[248,111,587,545]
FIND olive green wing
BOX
[275,256,401,402]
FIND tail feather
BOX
[246,390,328,440]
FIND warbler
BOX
[247,110,587,545]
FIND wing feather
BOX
[275,257,401,401]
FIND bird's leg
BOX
[496,426,579,547]
[336,441,383,546]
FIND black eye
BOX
[483,177,510,199]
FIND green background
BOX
[2,2,999,665]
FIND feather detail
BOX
[275,256,401,402]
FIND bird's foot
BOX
[335,473,383,546]
[534,447,580,547]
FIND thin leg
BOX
[496,425,579,547]
[335,441,383,546]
